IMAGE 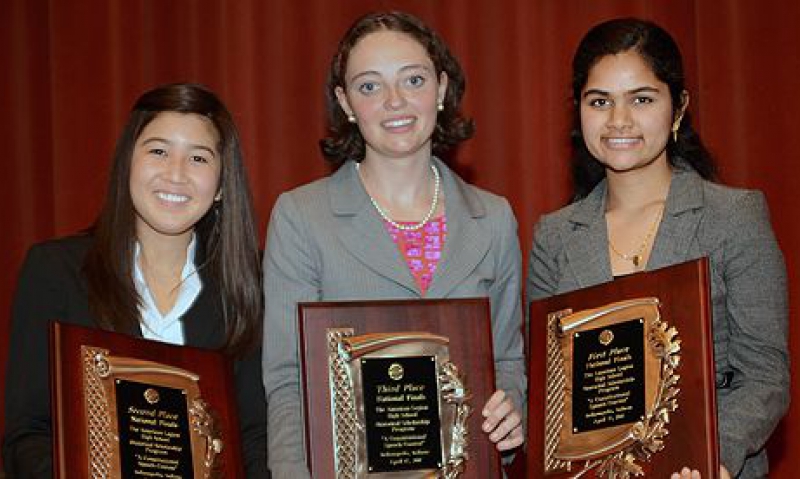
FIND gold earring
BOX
[672,117,682,142]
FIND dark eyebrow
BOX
[628,86,660,95]
[141,137,216,157]
[583,88,609,98]
[583,86,661,98]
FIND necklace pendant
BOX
[632,255,641,267]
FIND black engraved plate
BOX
[572,318,645,433]
[115,379,194,478]
[361,356,443,472]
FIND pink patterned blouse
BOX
[384,216,447,295]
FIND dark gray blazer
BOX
[527,167,789,478]
[263,159,526,479]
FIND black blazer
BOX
[3,234,268,478]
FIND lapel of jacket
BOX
[182,243,225,349]
[425,159,491,298]
[563,181,615,288]
[329,161,421,295]
[647,168,705,270]
[182,283,224,348]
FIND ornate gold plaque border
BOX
[81,346,223,478]
[543,298,681,478]
[327,329,471,479]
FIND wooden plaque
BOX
[298,298,502,478]
[527,259,719,478]
[50,322,245,478]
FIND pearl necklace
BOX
[355,162,441,231]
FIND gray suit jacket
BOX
[527,167,789,478]
[263,159,526,479]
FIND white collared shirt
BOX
[133,236,202,345]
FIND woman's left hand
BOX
[670,467,701,479]
[670,465,732,479]
[481,389,524,451]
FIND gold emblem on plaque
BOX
[143,388,160,404]
[388,362,404,381]
[543,298,681,479]
[599,329,614,346]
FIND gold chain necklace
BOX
[608,204,664,268]
[355,162,441,231]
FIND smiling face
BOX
[335,30,448,163]
[129,112,221,244]
[580,49,686,175]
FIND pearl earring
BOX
[347,114,357,123]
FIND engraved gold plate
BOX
[544,298,681,478]
[327,330,470,479]
[82,346,223,478]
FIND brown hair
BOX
[83,83,262,356]
[320,11,474,163]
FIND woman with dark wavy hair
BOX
[4,83,268,477]
[528,18,788,479]
[264,11,525,478]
